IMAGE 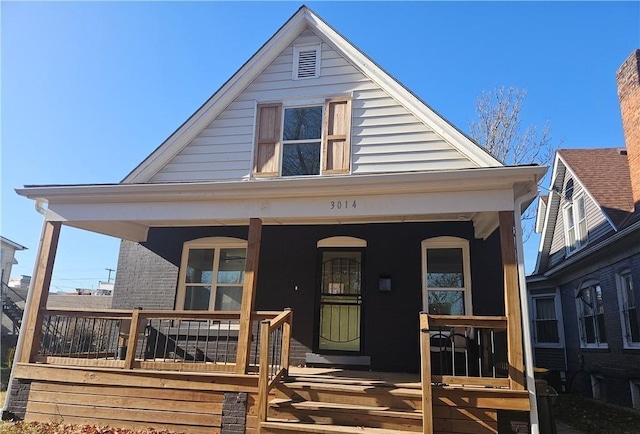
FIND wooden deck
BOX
[13,363,529,434]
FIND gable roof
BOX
[122,6,501,184]
[533,147,636,275]
[0,236,27,251]
[558,148,634,228]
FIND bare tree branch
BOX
[470,86,560,241]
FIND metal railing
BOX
[427,314,510,384]
[34,308,285,372]
[257,309,293,426]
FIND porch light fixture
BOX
[379,275,392,292]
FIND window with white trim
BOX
[253,98,352,177]
[617,269,640,348]
[533,296,560,345]
[576,282,607,348]
[564,195,587,254]
[176,237,247,311]
[422,237,472,315]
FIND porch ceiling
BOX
[16,166,546,242]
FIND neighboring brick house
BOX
[527,49,640,409]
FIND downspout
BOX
[514,188,540,434]
[2,199,48,417]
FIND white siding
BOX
[149,28,477,183]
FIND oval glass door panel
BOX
[319,251,362,352]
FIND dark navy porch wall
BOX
[112,222,505,372]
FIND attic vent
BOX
[619,149,628,156]
[293,44,320,80]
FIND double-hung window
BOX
[176,238,247,311]
[253,98,352,177]
[576,282,607,348]
[421,237,472,315]
[564,195,587,254]
[617,270,640,348]
[533,296,560,345]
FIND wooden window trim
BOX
[176,237,248,310]
[322,97,352,175]
[253,103,283,177]
[253,97,352,178]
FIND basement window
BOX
[293,44,321,80]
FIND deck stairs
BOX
[2,295,24,333]
[261,369,424,434]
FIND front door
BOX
[317,250,363,353]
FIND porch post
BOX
[236,218,263,374]
[419,312,433,434]
[19,220,61,363]
[498,211,526,390]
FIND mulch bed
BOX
[554,393,640,434]
[0,422,184,434]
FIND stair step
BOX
[261,421,415,434]
[286,375,421,389]
[270,398,423,419]
[282,380,422,397]
[278,381,422,411]
[268,398,423,432]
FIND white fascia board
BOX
[122,9,309,184]
[45,188,516,226]
[556,153,618,232]
[18,166,546,205]
[534,156,562,275]
[304,11,502,168]
[0,237,27,251]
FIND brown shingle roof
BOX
[558,148,635,228]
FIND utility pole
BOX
[105,268,115,283]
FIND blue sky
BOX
[1,2,639,290]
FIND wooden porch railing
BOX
[419,312,515,434]
[257,308,293,427]
[34,307,287,373]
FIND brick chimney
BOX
[617,49,640,209]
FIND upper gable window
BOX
[293,44,321,80]
[253,98,352,177]
[564,195,587,254]
[283,106,322,176]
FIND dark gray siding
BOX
[111,222,506,372]
[560,251,640,407]
[112,240,178,310]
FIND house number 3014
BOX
[330,200,357,210]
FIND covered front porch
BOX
[9,167,545,433]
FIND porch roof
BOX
[16,165,546,242]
